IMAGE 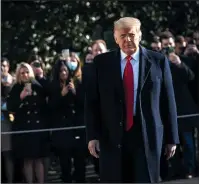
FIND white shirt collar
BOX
[120,48,140,62]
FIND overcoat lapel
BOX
[139,46,152,94]
[113,49,125,102]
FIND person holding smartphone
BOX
[49,59,76,182]
[49,57,87,182]
[29,55,51,182]
[7,62,49,183]
[29,55,49,91]
[159,32,199,180]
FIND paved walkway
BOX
[163,177,199,184]
[47,161,198,183]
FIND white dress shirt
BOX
[120,48,140,115]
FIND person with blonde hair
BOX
[7,62,49,183]
[91,39,108,57]
[69,52,82,82]
[85,17,179,182]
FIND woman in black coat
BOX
[70,52,87,182]
[49,57,86,182]
[29,56,51,182]
[7,62,49,183]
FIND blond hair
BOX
[91,39,107,49]
[15,62,35,84]
[114,17,141,32]
[70,52,82,82]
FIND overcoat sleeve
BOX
[84,58,101,142]
[160,57,180,144]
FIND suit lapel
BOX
[113,49,125,102]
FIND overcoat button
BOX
[117,144,122,149]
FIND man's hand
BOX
[164,144,177,160]
[88,140,100,158]
[169,53,181,66]
[184,45,199,56]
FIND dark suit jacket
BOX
[170,60,199,130]
[171,61,199,116]
[184,55,199,105]
[48,83,76,150]
[85,46,179,182]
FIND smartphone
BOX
[25,83,32,92]
[32,61,41,68]
[62,49,70,59]
[167,47,175,54]
[161,47,175,56]
[1,76,8,83]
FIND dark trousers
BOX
[122,117,150,183]
[93,157,99,174]
[57,147,86,183]
[182,131,196,174]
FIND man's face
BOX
[85,54,94,63]
[92,43,107,57]
[1,61,9,75]
[31,61,43,78]
[151,42,161,51]
[161,38,175,48]
[193,31,199,45]
[175,42,186,55]
[114,26,141,55]
[185,37,192,44]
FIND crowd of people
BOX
[1,17,199,183]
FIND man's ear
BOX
[139,31,142,42]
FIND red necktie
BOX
[123,55,134,131]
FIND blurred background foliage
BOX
[1,0,199,71]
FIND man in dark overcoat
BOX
[85,17,179,183]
